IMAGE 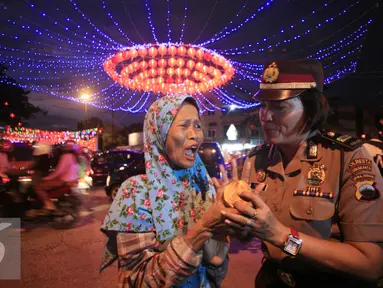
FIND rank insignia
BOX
[307,164,326,186]
[256,170,267,182]
[263,62,279,83]
[336,135,352,143]
[307,141,318,159]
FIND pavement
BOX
[0,187,263,288]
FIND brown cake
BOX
[223,180,252,208]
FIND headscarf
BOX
[100,95,216,281]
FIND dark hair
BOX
[297,89,329,133]
[183,97,199,111]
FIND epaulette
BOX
[248,143,269,158]
[319,131,364,151]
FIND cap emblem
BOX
[263,62,279,83]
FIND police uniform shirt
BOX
[242,136,383,261]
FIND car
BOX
[91,152,111,186]
[104,142,227,201]
[197,141,225,179]
[104,150,145,200]
[91,150,144,185]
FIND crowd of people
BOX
[100,58,383,288]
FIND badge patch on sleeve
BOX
[351,174,380,201]
[347,158,372,174]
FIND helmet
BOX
[62,140,80,152]
[33,142,52,156]
[0,139,13,153]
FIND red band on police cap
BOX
[272,74,315,83]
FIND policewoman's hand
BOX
[221,191,289,247]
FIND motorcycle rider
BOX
[0,139,12,176]
[35,140,80,212]
[31,142,52,187]
[78,147,91,179]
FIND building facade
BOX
[200,108,264,153]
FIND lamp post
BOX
[80,93,91,120]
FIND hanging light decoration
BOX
[1,126,101,151]
[0,0,372,112]
[103,44,235,95]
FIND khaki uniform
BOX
[242,134,383,286]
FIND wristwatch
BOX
[283,228,303,257]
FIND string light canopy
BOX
[104,44,234,95]
[0,0,376,113]
[1,126,101,151]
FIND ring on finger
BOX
[249,209,258,219]
[245,218,254,228]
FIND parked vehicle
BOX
[90,152,111,186]
[104,150,145,200]
[198,141,225,179]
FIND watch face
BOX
[285,241,299,255]
[284,236,302,256]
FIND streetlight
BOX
[80,93,91,119]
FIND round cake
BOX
[223,180,252,208]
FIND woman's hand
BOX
[184,161,239,252]
[376,155,383,169]
[199,162,238,232]
[221,191,289,248]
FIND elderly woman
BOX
[100,95,237,287]
[222,59,383,288]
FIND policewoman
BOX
[221,59,383,287]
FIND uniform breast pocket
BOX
[290,196,335,221]
[250,181,269,204]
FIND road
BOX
[1,187,263,288]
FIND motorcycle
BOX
[0,172,81,230]
[77,170,93,194]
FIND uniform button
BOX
[306,207,313,215]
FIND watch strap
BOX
[290,228,299,239]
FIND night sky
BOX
[0,0,381,129]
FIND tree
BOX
[77,116,104,130]
[120,122,143,135]
[0,64,45,126]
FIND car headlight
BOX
[114,166,125,172]
[19,176,32,182]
